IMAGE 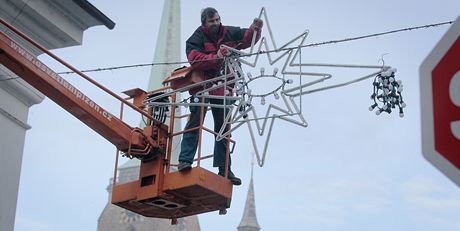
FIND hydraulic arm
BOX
[0,19,165,159]
[0,19,234,221]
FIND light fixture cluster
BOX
[369,68,406,117]
[146,92,170,123]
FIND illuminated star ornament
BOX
[146,7,406,167]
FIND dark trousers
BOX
[179,97,231,168]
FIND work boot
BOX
[218,167,242,186]
[178,161,192,172]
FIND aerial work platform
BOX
[112,166,232,218]
[0,18,235,222]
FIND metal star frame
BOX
[145,7,404,167]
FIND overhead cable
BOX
[0,20,454,82]
[58,20,454,75]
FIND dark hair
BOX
[201,7,218,25]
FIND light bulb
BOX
[273,68,279,76]
[369,103,377,111]
[235,82,241,89]
[260,67,265,75]
[376,110,381,115]
[247,72,252,79]
[194,97,199,103]
[261,97,266,105]
[274,92,280,100]
[401,102,406,108]
[286,79,293,84]
[399,108,404,117]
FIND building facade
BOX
[0,1,113,230]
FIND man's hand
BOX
[217,47,230,58]
[251,18,263,31]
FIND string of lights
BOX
[0,20,453,82]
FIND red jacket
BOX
[186,24,261,95]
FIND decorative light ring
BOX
[241,67,287,106]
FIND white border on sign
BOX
[420,15,460,187]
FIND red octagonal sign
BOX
[420,15,460,186]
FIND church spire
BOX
[147,0,181,91]
[237,156,261,231]
[120,0,182,181]
[146,0,182,165]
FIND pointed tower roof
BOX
[237,159,261,231]
[147,0,181,91]
[145,0,182,165]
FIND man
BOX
[177,7,263,186]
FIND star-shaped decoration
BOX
[208,8,392,166]
[147,7,401,167]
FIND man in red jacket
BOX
[177,7,263,186]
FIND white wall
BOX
[0,0,113,229]
[0,81,42,231]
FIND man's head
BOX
[201,7,221,34]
